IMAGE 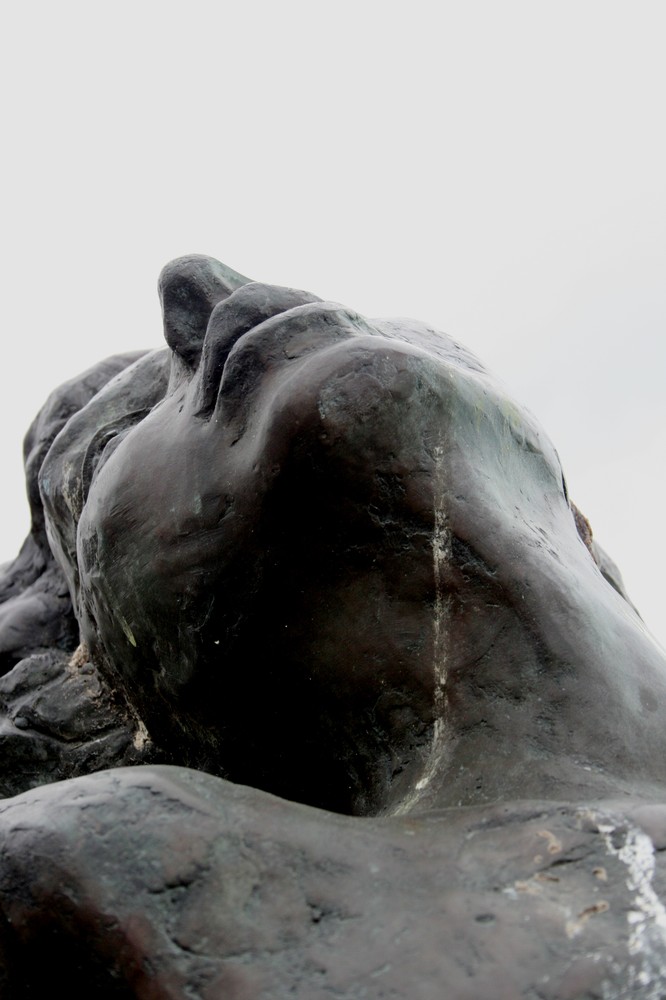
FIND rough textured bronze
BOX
[0,255,664,997]
[2,766,666,999]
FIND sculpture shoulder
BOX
[0,766,664,998]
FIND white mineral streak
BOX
[395,443,450,814]
[598,820,666,998]
[132,718,150,751]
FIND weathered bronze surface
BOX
[0,256,664,997]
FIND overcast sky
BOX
[1,1,664,645]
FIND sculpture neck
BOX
[389,547,666,816]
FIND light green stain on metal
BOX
[118,612,137,647]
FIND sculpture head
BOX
[38,256,666,816]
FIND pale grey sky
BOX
[1,0,664,643]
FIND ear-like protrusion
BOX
[196,283,322,416]
[158,255,250,370]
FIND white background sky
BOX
[1,1,664,645]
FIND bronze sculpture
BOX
[0,256,664,997]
